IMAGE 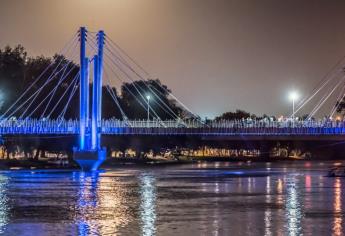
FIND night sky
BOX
[1,0,345,118]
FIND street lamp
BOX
[289,91,299,126]
[146,95,151,123]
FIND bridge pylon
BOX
[73,27,106,171]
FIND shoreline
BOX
[0,156,339,171]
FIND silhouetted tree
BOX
[336,98,345,116]
[0,45,27,111]
[0,46,80,119]
[215,109,255,121]
[0,45,187,121]
[120,79,184,120]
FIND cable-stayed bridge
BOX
[1,27,345,170]
[1,119,345,137]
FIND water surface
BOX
[0,161,343,235]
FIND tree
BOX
[215,109,254,121]
[120,79,184,120]
[0,45,187,121]
[336,99,345,115]
[0,45,27,112]
[25,54,80,119]
[0,46,80,119]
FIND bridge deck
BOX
[1,119,345,138]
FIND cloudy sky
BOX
[1,0,345,118]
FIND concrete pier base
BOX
[73,148,107,171]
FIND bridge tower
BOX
[73,27,106,171]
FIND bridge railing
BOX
[1,118,345,135]
[0,119,79,134]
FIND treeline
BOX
[214,109,317,121]
[0,45,185,120]
[214,109,276,121]
[2,45,328,122]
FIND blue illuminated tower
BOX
[91,30,105,149]
[79,27,89,150]
[73,27,106,171]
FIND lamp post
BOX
[146,95,151,126]
[289,91,299,127]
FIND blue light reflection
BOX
[75,171,100,236]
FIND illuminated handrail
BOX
[0,118,344,135]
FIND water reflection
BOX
[277,179,283,195]
[75,171,138,235]
[333,178,342,236]
[247,177,252,193]
[264,176,272,236]
[0,175,9,234]
[285,177,302,236]
[0,162,344,235]
[139,173,157,236]
[212,180,220,236]
[305,175,311,192]
[304,175,312,211]
[75,172,100,236]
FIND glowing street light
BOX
[289,91,299,126]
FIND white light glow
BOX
[289,91,299,101]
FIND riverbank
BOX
[0,159,77,170]
[104,155,307,165]
[0,155,317,170]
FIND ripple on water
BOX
[0,161,342,235]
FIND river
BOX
[0,161,343,235]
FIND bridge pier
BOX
[73,148,107,171]
[73,27,106,171]
[259,142,271,159]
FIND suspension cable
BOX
[106,35,200,121]
[87,39,164,121]
[58,77,79,119]
[308,75,345,119]
[89,35,179,120]
[103,43,181,120]
[40,62,76,118]
[47,72,80,118]
[0,34,78,119]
